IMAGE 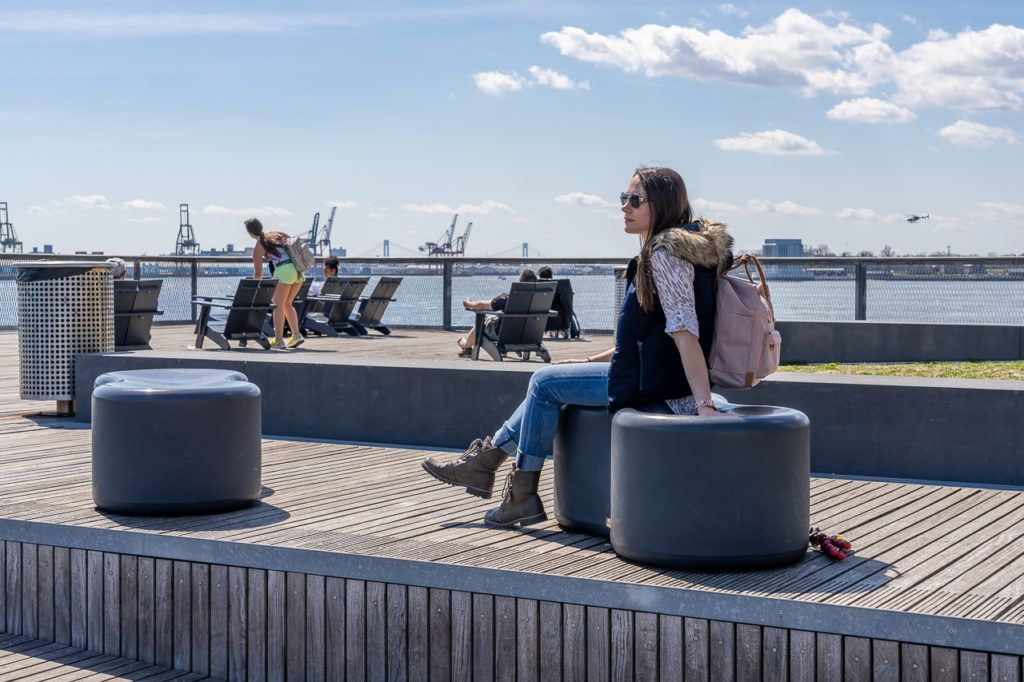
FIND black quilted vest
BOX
[607,224,719,413]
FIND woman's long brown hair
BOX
[633,166,692,312]
[244,217,283,257]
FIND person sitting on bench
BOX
[457,268,538,356]
[308,256,339,297]
[106,257,127,280]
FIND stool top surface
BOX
[94,368,257,398]
[614,404,808,432]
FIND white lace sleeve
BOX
[651,249,699,338]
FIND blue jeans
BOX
[492,363,611,471]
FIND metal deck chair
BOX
[114,279,163,350]
[304,276,370,337]
[261,277,314,339]
[193,278,277,350]
[351,276,402,335]
[471,281,558,362]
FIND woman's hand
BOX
[552,357,590,365]
[697,405,727,417]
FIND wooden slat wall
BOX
[0,541,1021,680]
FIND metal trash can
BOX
[15,261,116,415]
[613,264,628,330]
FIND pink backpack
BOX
[708,254,782,389]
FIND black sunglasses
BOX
[620,192,649,209]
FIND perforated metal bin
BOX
[15,261,116,415]
[613,264,629,330]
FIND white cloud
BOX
[26,204,61,216]
[901,15,917,26]
[938,120,1021,148]
[747,199,823,216]
[324,200,358,209]
[714,129,831,156]
[541,9,888,96]
[402,200,513,215]
[63,194,111,210]
[717,4,749,18]
[836,207,880,220]
[473,71,526,95]
[541,11,1024,111]
[859,25,1024,110]
[0,11,352,36]
[826,97,916,123]
[554,192,613,207]
[527,66,589,90]
[978,201,1024,218]
[202,205,293,217]
[122,199,166,210]
[692,198,743,213]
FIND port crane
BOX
[906,214,930,223]
[419,214,473,256]
[306,206,336,256]
[175,204,200,256]
[0,202,23,253]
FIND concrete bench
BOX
[91,368,262,514]
[610,405,810,569]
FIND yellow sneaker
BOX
[266,337,282,349]
[286,335,305,349]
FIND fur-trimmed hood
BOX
[648,218,734,272]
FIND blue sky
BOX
[1,1,1022,257]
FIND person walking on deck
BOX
[422,167,734,527]
[245,217,305,349]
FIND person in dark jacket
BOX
[457,268,538,356]
[423,167,733,528]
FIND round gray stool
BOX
[553,405,613,536]
[610,405,809,569]
[92,369,262,515]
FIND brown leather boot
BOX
[421,437,509,499]
[483,468,547,528]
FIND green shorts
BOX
[274,262,303,285]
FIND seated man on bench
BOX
[308,255,339,298]
[457,268,537,356]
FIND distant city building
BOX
[762,239,804,257]
[43,244,53,254]
[330,246,348,257]
[200,244,252,256]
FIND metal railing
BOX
[2,254,1023,330]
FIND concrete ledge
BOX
[76,351,1024,486]
[779,320,1024,363]
[720,373,1024,486]
[76,350,536,450]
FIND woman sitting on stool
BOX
[423,166,733,527]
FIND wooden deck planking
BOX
[0,418,1023,634]
[0,635,215,681]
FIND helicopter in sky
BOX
[906,214,930,223]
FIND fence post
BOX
[442,260,453,330]
[132,258,141,281]
[190,259,199,323]
[854,261,867,320]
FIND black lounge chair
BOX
[351,276,402,335]
[304,276,370,337]
[193,278,277,350]
[471,281,558,362]
[114,279,163,350]
[261,277,314,339]
[545,278,579,339]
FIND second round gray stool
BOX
[553,405,613,535]
[610,406,810,569]
[92,368,262,515]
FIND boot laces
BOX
[499,470,514,504]
[456,436,491,464]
